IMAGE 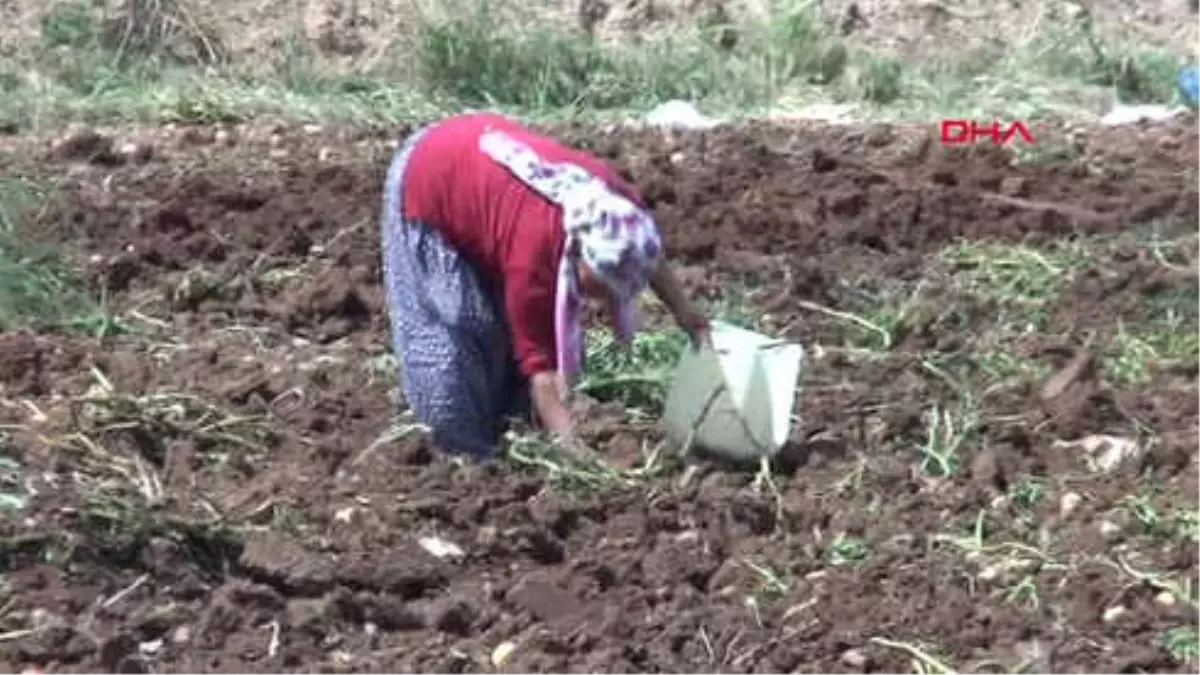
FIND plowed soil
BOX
[0,116,1197,673]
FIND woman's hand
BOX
[528,373,602,461]
[650,263,712,350]
[675,307,713,350]
[529,371,574,436]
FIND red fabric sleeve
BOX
[497,186,565,378]
[504,261,558,378]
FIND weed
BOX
[1145,285,1200,328]
[416,7,744,110]
[41,1,98,49]
[868,637,955,674]
[69,367,274,460]
[1103,280,1200,385]
[835,280,926,351]
[971,350,1050,384]
[708,288,768,331]
[14,369,261,561]
[1001,574,1041,611]
[0,179,107,332]
[66,370,256,486]
[1121,494,1199,544]
[503,429,668,493]
[936,513,1066,624]
[1159,626,1199,666]
[352,412,429,467]
[1109,555,1198,611]
[826,534,870,566]
[941,241,1089,334]
[916,364,980,478]
[0,454,29,513]
[743,558,791,601]
[1010,475,1045,509]
[885,15,1183,121]
[850,53,904,104]
[758,0,847,89]
[834,458,868,497]
[39,0,225,66]
[577,329,689,414]
[1106,321,1200,386]
[0,0,1179,131]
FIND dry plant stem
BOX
[112,0,227,64]
[101,573,149,608]
[351,415,428,466]
[791,299,893,348]
[869,637,955,674]
[0,628,40,643]
[266,620,281,657]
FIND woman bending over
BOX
[380,112,710,458]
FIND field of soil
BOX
[0,115,1197,673]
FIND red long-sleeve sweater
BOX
[399,112,645,378]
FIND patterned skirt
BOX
[379,125,531,459]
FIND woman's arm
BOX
[650,261,711,347]
[529,371,573,435]
[500,256,576,436]
[650,261,692,317]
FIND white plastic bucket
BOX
[662,321,805,461]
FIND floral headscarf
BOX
[479,130,663,386]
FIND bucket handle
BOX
[711,340,795,356]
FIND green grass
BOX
[1122,493,1200,544]
[415,11,759,110]
[578,328,691,415]
[0,0,1190,132]
[1106,325,1199,385]
[940,240,1092,334]
[0,179,111,333]
[1105,284,1200,385]
[1160,626,1200,666]
[922,236,1197,391]
[576,287,773,415]
[0,455,30,513]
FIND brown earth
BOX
[0,115,1197,673]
